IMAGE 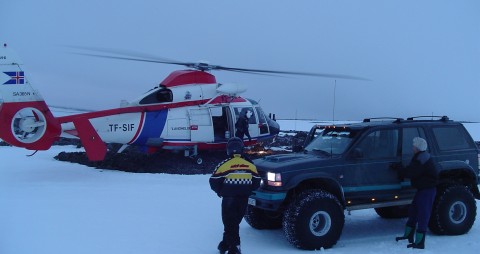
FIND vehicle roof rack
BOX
[406,115,450,121]
[363,117,403,123]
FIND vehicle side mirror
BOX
[351,148,364,159]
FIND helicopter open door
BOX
[232,106,259,140]
[211,106,233,142]
[189,108,214,142]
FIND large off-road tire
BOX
[374,205,410,219]
[244,205,283,229]
[429,185,477,235]
[283,190,344,250]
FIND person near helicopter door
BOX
[395,137,438,249]
[235,108,252,142]
[209,137,261,254]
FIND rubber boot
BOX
[395,225,415,243]
[217,241,228,254]
[227,245,241,254]
[407,232,425,249]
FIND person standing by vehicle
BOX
[235,109,252,142]
[395,137,438,249]
[209,137,261,254]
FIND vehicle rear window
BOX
[432,126,474,151]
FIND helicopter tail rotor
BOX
[0,46,61,150]
[0,45,107,161]
[0,97,61,151]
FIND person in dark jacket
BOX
[395,137,438,249]
[210,137,260,254]
[235,109,252,141]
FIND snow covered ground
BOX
[1,144,479,254]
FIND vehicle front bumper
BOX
[248,190,287,211]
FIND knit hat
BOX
[227,137,244,155]
[412,137,428,151]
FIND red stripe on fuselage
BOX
[56,99,210,124]
[162,141,227,150]
[208,95,247,104]
[162,139,255,150]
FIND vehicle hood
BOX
[253,152,336,173]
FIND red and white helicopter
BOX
[0,44,366,163]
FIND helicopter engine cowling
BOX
[216,83,247,96]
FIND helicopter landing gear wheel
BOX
[184,145,202,164]
[194,156,203,165]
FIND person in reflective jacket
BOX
[395,137,438,249]
[210,137,260,254]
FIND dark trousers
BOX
[235,130,245,139]
[222,196,248,248]
[406,188,436,232]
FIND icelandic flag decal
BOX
[3,71,25,85]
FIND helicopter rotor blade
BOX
[69,46,370,81]
[67,45,195,68]
[71,52,189,67]
[213,66,370,81]
[215,68,288,78]
[66,45,182,63]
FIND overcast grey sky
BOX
[1,0,479,121]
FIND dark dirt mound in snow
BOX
[53,131,308,174]
[9,132,477,175]
[56,148,228,174]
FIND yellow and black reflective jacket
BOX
[209,154,261,197]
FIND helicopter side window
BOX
[139,87,173,104]
[156,89,173,102]
[234,107,257,124]
[254,107,268,134]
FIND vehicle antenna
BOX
[295,109,298,131]
[332,80,336,125]
[329,80,336,158]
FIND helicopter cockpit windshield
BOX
[139,86,173,104]
[304,128,357,156]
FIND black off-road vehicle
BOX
[245,116,480,250]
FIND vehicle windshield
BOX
[304,128,356,155]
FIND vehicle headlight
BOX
[267,172,282,187]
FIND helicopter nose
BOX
[267,118,280,135]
